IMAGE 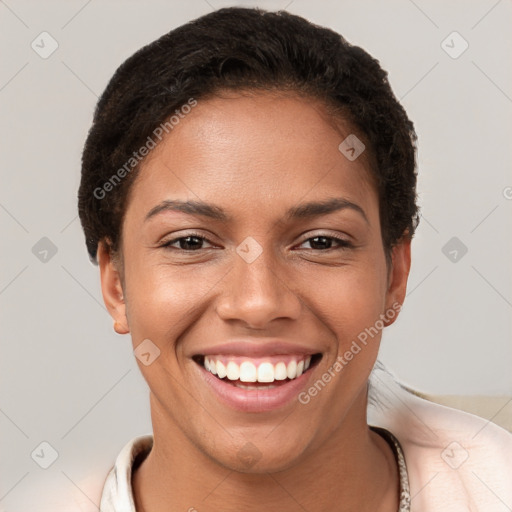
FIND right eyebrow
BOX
[145,199,231,223]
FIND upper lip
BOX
[193,340,320,358]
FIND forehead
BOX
[128,91,377,222]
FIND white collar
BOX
[100,364,512,511]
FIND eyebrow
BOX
[284,197,368,224]
[145,197,368,224]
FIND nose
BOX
[215,245,302,329]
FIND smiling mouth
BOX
[192,353,323,389]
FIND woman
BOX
[78,7,512,511]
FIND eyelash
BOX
[160,232,353,252]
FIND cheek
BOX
[302,260,388,344]
[123,257,221,345]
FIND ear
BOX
[384,237,411,327]
[97,240,130,335]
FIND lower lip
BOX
[196,362,316,413]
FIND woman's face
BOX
[100,91,410,473]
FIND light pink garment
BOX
[367,366,512,511]
[100,365,512,511]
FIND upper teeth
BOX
[204,356,312,383]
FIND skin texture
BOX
[98,91,411,512]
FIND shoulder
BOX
[369,364,512,512]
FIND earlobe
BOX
[97,240,130,335]
[113,320,128,335]
[384,238,411,326]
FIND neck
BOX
[133,390,399,512]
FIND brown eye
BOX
[161,234,214,251]
[298,235,352,251]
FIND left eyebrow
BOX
[144,197,368,224]
[284,197,369,224]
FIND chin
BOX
[204,425,313,474]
